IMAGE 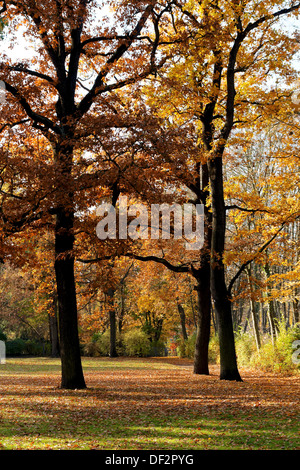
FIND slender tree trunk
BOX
[208,155,242,381]
[264,261,279,343]
[49,295,60,357]
[177,302,188,341]
[246,267,261,352]
[118,285,126,334]
[293,296,300,324]
[118,294,125,335]
[107,288,118,358]
[188,278,197,328]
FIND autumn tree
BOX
[141,0,300,381]
[0,0,172,388]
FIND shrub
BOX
[6,338,27,356]
[24,340,46,356]
[208,334,220,364]
[5,339,48,356]
[235,332,257,367]
[185,334,196,358]
[250,322,300,374]
[149,340,167,357]
[83,330,124,357]
[123,329,151,357]
[0,329,7,341]
[177,334,196,358]
[83,341,100,357]
[177,338,187,358]
[95,330,111,356]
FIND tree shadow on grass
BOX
[0,360,299,450]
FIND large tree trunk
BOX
[193,164,212,375]
[55,207,86,389]
[208,155,242,381]
[54,141,86,389]
[193,270,211,375]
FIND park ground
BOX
[0,356,299,450]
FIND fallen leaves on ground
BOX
[0,357,299,450]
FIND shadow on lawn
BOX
[0,359,299,450]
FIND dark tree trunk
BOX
[177,302,188,341]
[49,296,60,357]
[55,204,86,389]
[53,139,86,389]
[107,288,118,358]
[193,271,211,375]
[193,163,212,375]
[208,155,242,381]
[118,286,125,334]
[55,153,86,389]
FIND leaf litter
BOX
[0,358,299,450]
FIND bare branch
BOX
[3,81,61,135]
[77,4,156,117]
[228,215,300,295]
[0,0,6,14]
[124,252,190,273]
[225,204,271,214]
[7,65,55,84]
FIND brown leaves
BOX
[0,357,299,449]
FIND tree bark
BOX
[177,302,188,341]
[208,155,242,381]
[246,266,261,352]
[55,206,86,389]
[54,141,86,389]
[193,270,211,375]
[193,164,212,375]
[49,295,60,357]
[107,288,118,358]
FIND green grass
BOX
[0,357,299,450]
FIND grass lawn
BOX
[0,356,299,450]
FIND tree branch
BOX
[227,215,300,295]
[225,204,271,214]
[77,251,190,273]
[124,252,190,273]
[7,65,55,84]
[244,3,300,35]
[0,118,30,134]
[3,82,61,135]
[0,1,6,14]
[77,4,156,117]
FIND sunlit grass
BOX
[0,356,181,374]
[0,357,299,450]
